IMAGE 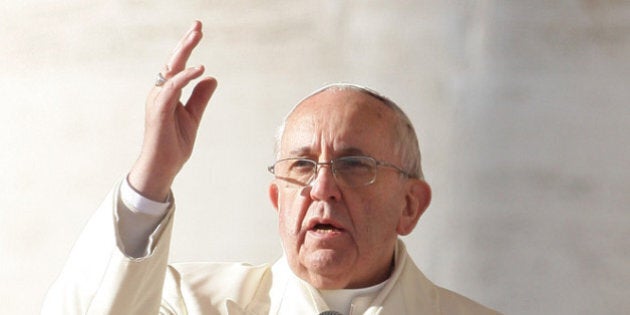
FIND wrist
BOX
[128,160,178,202]
[121,177,171,215]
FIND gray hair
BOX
[274,83,424,179]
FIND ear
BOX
[396,179,431,235]
[269,181,280,212]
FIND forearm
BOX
[42,181,175,314]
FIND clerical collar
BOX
[319,280,388,315]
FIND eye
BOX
[288,159,315,173]
[336,156,373,172]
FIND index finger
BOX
[163,21,203,78]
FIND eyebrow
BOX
[287,147,313,157]
[287,146,367,158]
[337,147,366,156]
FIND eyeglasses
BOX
[267,156,411,188]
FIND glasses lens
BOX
[334,156,377,187]
[274,159,316,186]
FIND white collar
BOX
[268,240,414,314]
[319,280,387,314]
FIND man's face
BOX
[269,89,427,289]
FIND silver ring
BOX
[155,73,167,86]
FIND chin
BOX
[299,249,354,287]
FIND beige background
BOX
[1,1,628,314]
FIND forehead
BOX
[281,89,398,157]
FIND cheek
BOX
[353,193,403,239]
[277,209,297,237]
[276,191,304,237]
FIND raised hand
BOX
[128,21,218,201]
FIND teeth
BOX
[314,224,337,232]
[315,228,335,233]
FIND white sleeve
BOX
[42,181,175,314]
[116,177,172,258]
[119,177,170,216]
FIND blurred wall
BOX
[1,1,628,314]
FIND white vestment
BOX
[42,182,500,314]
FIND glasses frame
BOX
[267,155,411,187]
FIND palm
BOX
[129,21,217,201]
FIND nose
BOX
[308,164,342,201]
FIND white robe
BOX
[42,183,500,315]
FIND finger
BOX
[155,66,205,112]
[185,77,218,123]
[163,21,203,78]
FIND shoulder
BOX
[435,286,502,315]
[394,241,501,314]
[169,261,270,278]
[163,261,272,310]
[167,261,271,290]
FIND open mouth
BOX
[309,221,345,236]
[312,223,339,232]
[306,217,345,237]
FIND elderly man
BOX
[43,21,499,314]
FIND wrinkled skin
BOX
[269,89,431,289]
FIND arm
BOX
[42,21,217,314]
